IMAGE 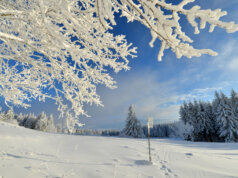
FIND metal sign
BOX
[147,117,153,128]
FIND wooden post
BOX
[148,125,152,162]
[147,117,153,163]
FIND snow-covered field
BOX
[0,122,238,178]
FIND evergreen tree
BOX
[216,92,237,142]
[179,102,189,124]
[204,102,217,142]
[4,108,18,124]
[35,112,48,131]
[45,114,56,132]
[24,113,37,129]
[123,105,144,138]
[194,101,207,141]
[230,89,238,141]
[17,113,25,125]
[5,108,15,121]
[213,91,222,120]
[186,101,193,125]
[0,107,4,121]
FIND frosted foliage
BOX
[99,0,238,61]
[0,0,238,127]
[0,0,137,127]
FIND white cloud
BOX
[83,67,226,129]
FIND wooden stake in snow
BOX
[147,117,153,163]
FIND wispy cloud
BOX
[82,66,227,129]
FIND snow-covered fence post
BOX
[147,117,153,163]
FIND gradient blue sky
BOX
[6,0,238,129]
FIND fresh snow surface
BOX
[0,122,238,178]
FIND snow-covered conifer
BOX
[45,114,56,133]
[0,107,4,121]
[5,108,15,121]
[216,92,237,142]
[179,102,189,124]
[16,113,25,125]
[230,89,238,141]
[204,102,217,141]
[24,113,37,129]
[193,101,207,141]
[3,108,18,124]
[35,112,48,131]
[123,105,144,138]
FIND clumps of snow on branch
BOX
[0,0,137,128]
[99,0,238,61]
[0,0,238,128]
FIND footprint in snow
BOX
[167,168,172,173]
[185,153,193,157]
[24,166,32,170]
[134,160,152,166]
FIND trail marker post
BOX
[147,117,153,163]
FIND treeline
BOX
[0,107,121,135]
[142,122,183,138]
[179,89,238,142]
[75,129,120,136]
[0,108,56,133]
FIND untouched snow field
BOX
[0,122,238,178]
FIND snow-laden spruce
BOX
[1,0,238,128]
[215,93,238,142]
[179,90,238,142]
[122,105,144,138]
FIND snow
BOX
[0,121,238,178]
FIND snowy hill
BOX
[0,121,238,178]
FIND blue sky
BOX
[5,0,238,129]
[81,0,238,129]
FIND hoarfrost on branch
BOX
[0,0,237,127]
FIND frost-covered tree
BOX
[179,101,189,124]
[231,89,238,115]
[216,92,237,142]
[1,0,238,127]
[4,108,15,120]
[180,90,238,142]
[123,105,144,138]
[35,112,48,131]
[193,101,207,141]
[3,108,18,124]
[230,89,238,141]
[46,114,56,132]
[0,107,4,121]
[16,112,25,125]
[23,113,37,129]
[172,121,194,141]
[204,102,217,142]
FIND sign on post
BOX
[147,117,153,128]
[147,117,153,163]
